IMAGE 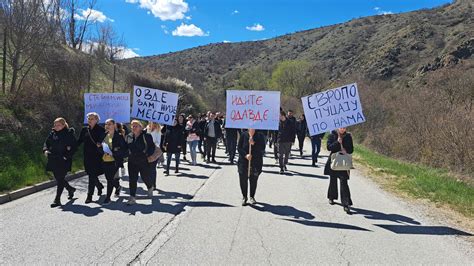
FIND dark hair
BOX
[116,122,125,136]
[280,111,286,116]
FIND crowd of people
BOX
[43,109,354,214]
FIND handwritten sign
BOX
[225,90,280,130]
[302,83,366,136]
[131,85,179,126]
[84,93,130,124]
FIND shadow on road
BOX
[250,202,315,220]
[350,207,421,225]
[282,218,372,232]
[374,224,473,236]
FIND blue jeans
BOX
[166,152,180,171]
[188,140,199,164]
[311,137,322,164]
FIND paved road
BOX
[1,142,473,264]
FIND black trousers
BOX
[198,139,204,154]
[103,162,119,200]
[128,161,153,197]
[239,171,260,198]
[297,135,305,154]
[226,136,238,162]
[53,168,73,202]
[205,137,217,160]
[327,174,353,207]
[87,172,104,196]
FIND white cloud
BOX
[374,7,393,15]
[223,40,231,43]
[231,10,239,15]
[117,47,140,59]
[74,8,113,23]
[161,25,169,34]
[246,23,265,31]
[82,41,140,59]
[172,23,209,37]
[126,0,189,21]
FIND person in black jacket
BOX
[77,112,106,204]
[100,119,128,204]
[311,132,325,166]
[125,120,156,205]
[197,114,207,159]
[277,111,295,174]
[163,119,182,175]
[296,114,308,157]
[43,118,77,208]
[177,114,188,161]
[204,112,222,163]
[225,127,239,164]
[237,128,265,206]
[324,128,354,214]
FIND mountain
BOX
[121,0,473,108]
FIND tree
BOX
[236,66,270,90]
[270,60,326,98]
[61,0,97,50]
[93,23,125,62]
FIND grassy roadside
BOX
[353,145,474,219]
[0,134,84,194]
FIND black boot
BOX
[67,187,76,200]
[50,199,61,208]
[97,183,103,196]
[85,194,93,204]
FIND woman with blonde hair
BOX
[77,112,106,204]
[125,120,156,205]
[43,117,77,207]
[100,119,128,204]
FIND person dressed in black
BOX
[237,128,265,206]
[125,120,156,205]
[311,132,325,166]
[197,114,207,159]
[277,111,295,174]
[77,112,106,203]
[43,118,77,208]
[296,114,308,157]
[177,114,188,161]
[100,119,128,205]
[287,110,297,157]
[325,127,354,214]
[204,112,222,163]
[163,119,182,175]
[225,127,239,164]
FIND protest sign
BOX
[302,83,366,136]
[84,93,130,124]
[131,85,179,126]
[226,90,280,130]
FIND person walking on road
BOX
[296,114,308,157]
[277,111,295,174]
[77,112,106,204]
[125,120,156,205]
[177,114,188,161]
[163,119,183,175]
[311,132,325,167]
[186,115,200,166]
[100,119,127,204]
[325,127,354,214]
[204,112,222,163]
[146,121,162,190]
[237,128,265,206]
[43,118,77,208]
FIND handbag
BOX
[142,134,163,163]
[330,139,353,171]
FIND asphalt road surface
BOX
[1,143,473,264]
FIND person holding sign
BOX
[43,118,77,208]
[77,112,106,204]
[100,119,127,205]
[125,120,156,205]
[237,128,265,206]
[324,127,354,214]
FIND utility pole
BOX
[112,64,116,92]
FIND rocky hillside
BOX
[121,0,473,107]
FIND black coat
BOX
[77,125,106,175]
[237,131,265,176]
[43,128,77,173]
[125,130,155,167]
[99,131,128,168]
[288,116,297,141]
[324,130,354,178]
[277,119,296,143]
[296,119,308,137]
[204,120,223,139]
[163,125,183,153]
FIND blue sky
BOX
[88,0,452,58]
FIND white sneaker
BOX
[148,187,153,198]
[126,197,136,205]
